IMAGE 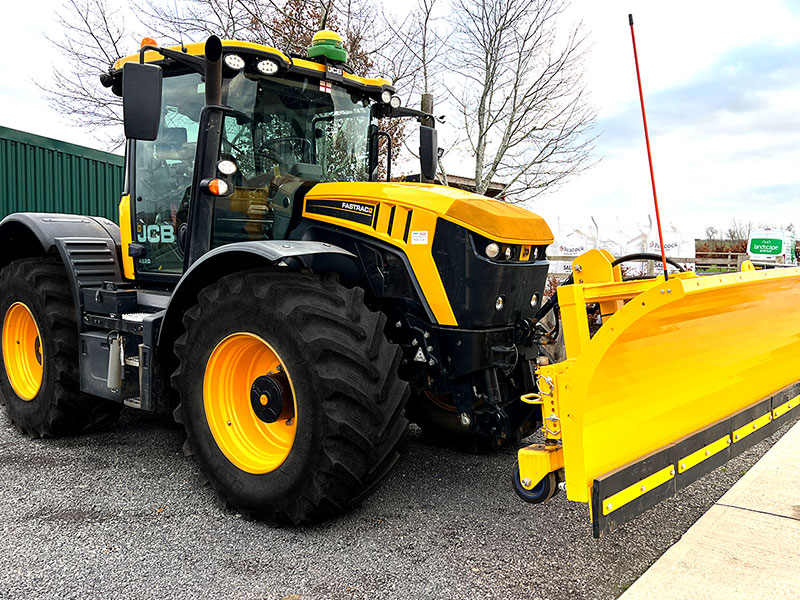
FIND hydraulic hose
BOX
[534,252,687,323]
[610,252,686,273]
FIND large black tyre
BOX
[172,270,409,523]
[0,258,122,437]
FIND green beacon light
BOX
[307,30,348,63]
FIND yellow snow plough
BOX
[515,249,800,536]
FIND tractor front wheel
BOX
[172,270,409,523]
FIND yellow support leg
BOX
[517,444,564,490]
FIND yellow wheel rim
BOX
[2,302,44,401]
[203,333,297,474]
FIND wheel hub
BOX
[250,372,292,423]
[203,332,297,474]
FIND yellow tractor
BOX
[1,31,797,533]
[0,32,552,522]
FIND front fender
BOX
[157,240,356,373]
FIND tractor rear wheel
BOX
[0,258,121,436]
[172,270,409,523]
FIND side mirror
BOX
[122,63,163,141]
[419,126,438,182]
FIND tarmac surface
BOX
[0,409,797,600]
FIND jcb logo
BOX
[137,224,176,243]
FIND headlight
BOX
[504,246,513,260]
[485,243,500,258]
[223,54,245,70]
[381,90,392,103]
[390,95,402,109]
[256,59,279,75]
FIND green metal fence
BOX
[0,126,124,223]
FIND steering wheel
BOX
[261,137,312,164]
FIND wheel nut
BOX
[521,478,531,488]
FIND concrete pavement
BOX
[619,419,800,600]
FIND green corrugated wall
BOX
[0,126,124,223]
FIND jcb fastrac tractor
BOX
[0,32,553,522]
[2,32,798,535]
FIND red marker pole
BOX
[629,13,669,280]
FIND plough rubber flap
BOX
[541,252,800,536]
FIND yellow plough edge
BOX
[518,249,800,537]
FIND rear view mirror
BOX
[419,126,438,181]
[123,63,163,141]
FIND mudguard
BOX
[0,212,120,268]
[157,239,356,359]
[517,249,800,536]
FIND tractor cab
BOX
[111,32,436,279]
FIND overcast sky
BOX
[2,1,798,238]
[533,1,800,238]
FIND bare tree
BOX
[379,0,452,184]
[138,0,252,43]
[450,0,596,201]
[39,0,137,148]
[138,0,381,76]
[725,218,753,241]
[40,0,392,149]
[379,0,448,97]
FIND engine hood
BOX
[304,182,553,245]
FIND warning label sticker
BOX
[410,231,429,245]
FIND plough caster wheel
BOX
[513,467,559,504]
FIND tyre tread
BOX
[173,270,409,523]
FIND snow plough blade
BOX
[517,249,800,537]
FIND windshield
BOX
[132,69,376,275]
[223,71,373,183]
[211,72,374,248]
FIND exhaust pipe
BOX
[204,35,223,106]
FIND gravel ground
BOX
[0,409,796,600]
